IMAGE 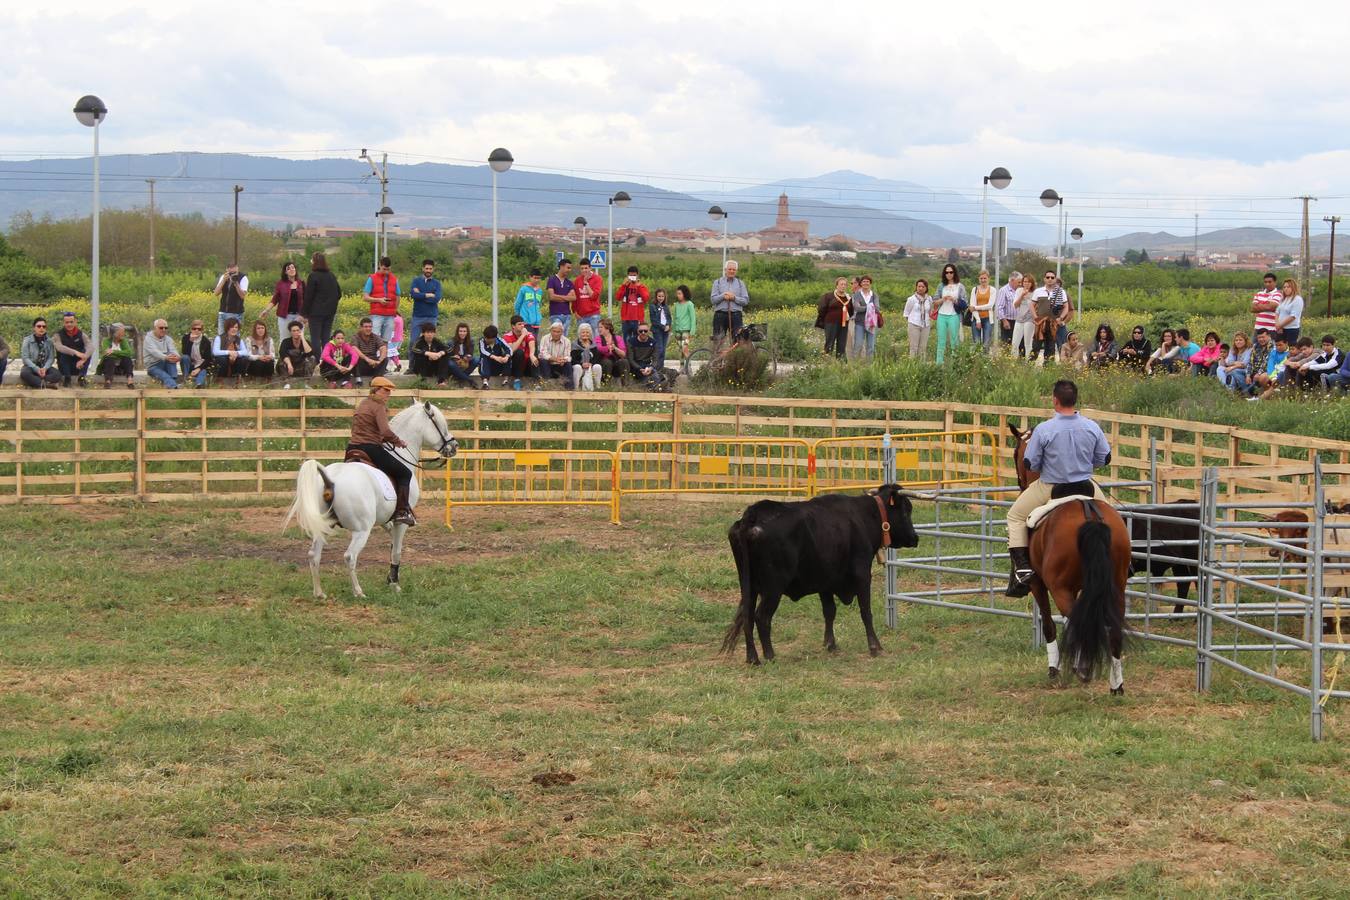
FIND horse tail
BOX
[721,520,756,654]
[284,460,341,540]
[1060,518,1125,682]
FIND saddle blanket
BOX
[343,462,396,501]
[1028,495,1104,530]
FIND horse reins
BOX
[386,405,455,470]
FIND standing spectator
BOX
[934,264,966,364]
[1053,274,1073,348]
[514,269,544,337]
[180,320,213,388]
[1251,272,1281,336]
[319,330,357,388]
[477,324,512,389]
[1030,271,1061,364]
[447,323,478,387]
[595,317,629,383]
[1276,278,1303,345]
[1145,329,1180,375]
[1294,335,1341,389]
[98,323,136,387]
[616,265,649,346]
[408,259,443,341]
[53,311,92,386]
[1008,273,1036,360]
[967,270,995,350]
[363,256,400,343]
[1216,332,1252,391]
[246,320,276,380]
[850,275,881,360]
[278,320,315,385]
[267,261,305,342]
[649,287,673,367]
[212,317,251,386]
[1118,325,1151,370]
[628,323,659,386]
[504,315,539,390]
[351,316,389,382]
[903,279,933,359]
[572,259,603,338]
[538,321,574,389]
[1188,331,1224,376]
[711,259,749,341]
[410,322,451,386]
[0,333,8,385]
[1087,324,1118,368]
[816,276,851,359]
[546,258,576,332]
[571,323,603,391]
[213,262,249,336]
[994,271,1021,352]
[143,319,181,389]
[672,284,697,366]
[386,315,405,373]
[302,251,341,351]
[20,317,61,388]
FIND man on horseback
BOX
[1006,380,1110,597]
[346,376,417,526]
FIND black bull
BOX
[722,485,919,665]
[1128,502,1200,614]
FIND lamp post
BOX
[708,205,729,269]
[375,206,394,272]
[488,148,514,326]
[1070,227,1085,323]
[74,95,107,369]
[1040,189,1064,280]
[1325,215,1341,317]
[607,191,631,318]
[980,167,1012,272]
[574,216,588,262]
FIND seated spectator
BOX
[595,317,629,384]
[1176,328,1202,367]
[1250,334,1290,400]
[1145,329,1180,375]
[1292,335,1342,390]
[1276,336,1316,388]
[1323,343,1350,392]
[0,333,9,385]
[350,316,388,382]
[1118,325,1151,369]
[503,314,539,390]
[1087,324,1117,368]
[478,325,512,389]
[1188,331,1223,376]
[246,320,276,379]
[98,322,136,387]
[180,319,213,388]
[1216,331,1252,392]
[571,323,603,391]
[54,311,91,387]
[278,320,315,384]
[319,330,357,387]
[447,323,478,387]
[628,323,660,386]
[410,322,451,386]
[143,319,181,389]
[20,317,61,389]
[212,318,251,385]
[1059,331,1087,369]
[537,320,573,389]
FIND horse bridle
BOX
[387,404,456,470]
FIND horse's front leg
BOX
[345,529,373,599]
[309,535,327,600]
[387,522,408,593]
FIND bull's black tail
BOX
[721,521,755,654]
[1061,519,1124,681]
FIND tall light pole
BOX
[1324,215,1341,317]
[1070,227,1085,323]
[488,148,514,327]
[232,185,243,266]
[1041,189,1064,280]
[980,167,1012,272]
[74,94,107,367]
[360,149,390,263]
[707,205,729,269]
[375,206,394,272]
[607,191,630,318]
[145,178,157,274]
[574,216,587,261]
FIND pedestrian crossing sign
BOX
[588,249,607,269]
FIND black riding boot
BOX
[392,483,417,526]
[1005,547,1033,597]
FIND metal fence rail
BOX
[444,449,618,527]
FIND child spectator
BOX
[514,269,544,337]
[1291,335,1341,390]
[320,330,356,388]
[478,324,512,389]
[649,287,673,367]
[1250,334,1290,400]
[1276,336,1316,388]
[386,315,405,373]
[672,285,697,364]
[503,315,539,390]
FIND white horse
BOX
[284,401,458,599]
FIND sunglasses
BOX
[34,324,47,329]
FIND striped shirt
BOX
[1252,288,1281,333]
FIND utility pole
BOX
[1325,215,1341,317]
[232,185,243,265]
[145,178,157,274]
[360,149,390,259]
[1295,195,1317,296]
[1193,213,1198,264]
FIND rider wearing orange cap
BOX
[347,376,416,525]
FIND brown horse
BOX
[1009,424,1133,693]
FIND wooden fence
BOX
[1,387,1347,504]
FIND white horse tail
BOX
[285,460,341,539]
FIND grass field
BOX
[1,497,1346,897]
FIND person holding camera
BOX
[213,262,249,336]
[616,265,649,347]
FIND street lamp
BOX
[374,205,394,272]
[708,205,730,269]
[980,167,1011,272]
[1040,189,1065,281]
[1070,227,1085,323]
[607,191,630,318]
[74,94,107,370]
[574,216,588,261]
[488,148,514,326]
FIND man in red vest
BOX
[364,256,401,345]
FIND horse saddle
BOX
[341,449,397,501]
[1027,485,1105,531]
[344,447,374,465]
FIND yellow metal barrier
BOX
[444,449,619,528]
[811,429,1000,496]
[614,438,813,522]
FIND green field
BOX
[1,498,1345,897]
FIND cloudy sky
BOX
[4,0,1349,234]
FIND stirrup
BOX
[391,510,417,526]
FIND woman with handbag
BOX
[815,276,852,359]
[935,264,966,364]
[850,275,881,361]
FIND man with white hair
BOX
[710,259,750,341]
[994,270,1021,353]
[143,319,182,388]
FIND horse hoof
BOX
[747,657,761,667]
[1048,667,1059,680]
[390,582,401,594]
[315,592,327,601]
[868,646,882,658]
[1111,686,1125,696]
[825,642,837,653]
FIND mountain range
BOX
[1079,226,1334,257]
